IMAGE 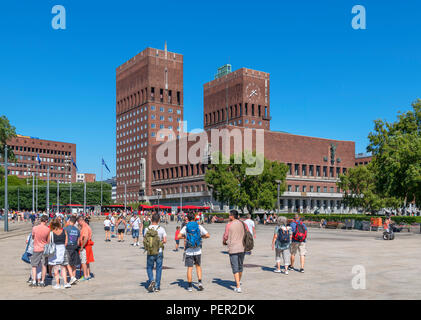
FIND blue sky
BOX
[1,0,420,180]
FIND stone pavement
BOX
[1,220,421,300]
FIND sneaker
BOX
[38,282,46,287]
[148,280,155,292]
[285,270,289,275]
[274,269,282,273]
[288,266,294,271]
[69,277,78,285]
[197,283,204,291]
[27,278,33,284]
[234,287,242,293]
[299,268,305,273]
[79,276,88,282]
[29,282,37,288]
[187,286,193,292]
[131,243,135,246]
[52,284,62,289]
[153,287,160,293]
[64,283,71,289]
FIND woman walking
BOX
[271,216,292,274]
[104,216,111,242]
[116,215,127,242]
[48,218,71,289]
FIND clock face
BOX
[246,82,260,102]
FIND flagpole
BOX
[46,166,49,214]
[101,158,103,208]
[36,164,38,212]
[32,172,35,212]
[57,179,59,214]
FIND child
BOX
[175,226,181,252]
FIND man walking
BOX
[130,213,142,246]
[143,213,167,292]
[290,214,308,273]
[29,215,50,287]
[222,210,245,293]
[177,212,210,292]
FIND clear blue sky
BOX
[1,0,420,180]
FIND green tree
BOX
[0,115,17,161]
[205,151,288,214]
[337,164,396,214]
[367,99,421,207]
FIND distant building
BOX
[76,173,96,183]
[105,176,117,203]
[5,134,76,183]
[355,153,372,166]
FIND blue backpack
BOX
[277,227,290,243]
[185,222,202,249]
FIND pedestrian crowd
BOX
[24,212,94,289]
[22,209,309,294]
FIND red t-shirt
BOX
[175,229,180,240]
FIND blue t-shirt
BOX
[290,220,307,243]
[64,225,80,246]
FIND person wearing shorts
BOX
[104,216,111,242]
[290,215,308,273]
[177,213,210,292]
[64,216,80,285]
[222,210,245,293]
[29,215,50,287]
[130,214,141,246]
[116,215,126,242]
[272,216,292,274]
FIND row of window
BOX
[117,88,182,111]
[8,170,70,179]
[287,163,348,178]
[153,163,206,181]
[205,103,268,125]
[117,152,147,164]
[153,184,208,196]
[287,185,340,193]
[10,145,71,156]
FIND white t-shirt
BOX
[130,217,141,229]
[146,224,167,253]
[104,219,111,227]
[110,216,115,226]
[180,224,208,256]
[244,219,255,236]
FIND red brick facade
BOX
[6,135,76,183]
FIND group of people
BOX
[141,211,307,294]
[25,213,94,289]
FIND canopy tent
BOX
[152,205,172,209]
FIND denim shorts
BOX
[132,228,139,238]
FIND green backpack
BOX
[143,226,163,256]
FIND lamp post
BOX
[4,146,9,232]
[156,188,162,213]
[275,180,281,214]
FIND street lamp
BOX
[156,188,162,212]
[275,180,281,214]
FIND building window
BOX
[295,185,299,192]
[288,185,292,192]
[316,166,320,177]
[302,165,307,176]
[294,164,299,175]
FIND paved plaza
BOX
[1,219,421,300]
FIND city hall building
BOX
[115,45,357,213]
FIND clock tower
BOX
[203,66,271,131]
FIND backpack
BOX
[185,222,202,249]
[242,221,254,252]
[143,226,162,256]
[277,227,290,243]
[292,221,307,242]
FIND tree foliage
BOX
[367,99,421,206]
[0,115,17,161]
[205,151,288,214]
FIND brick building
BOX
[116,45,183,204]
[76,173,96,183]
[116,47,358,213]
[355,153,372,166]
[5,134,76,183]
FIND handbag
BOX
[21,236,32,264]
[43,231,56,257]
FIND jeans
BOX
[147,252,163,289]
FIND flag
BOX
[36,154,41,165]
[71,157,78,171]
[102,158,110,173]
